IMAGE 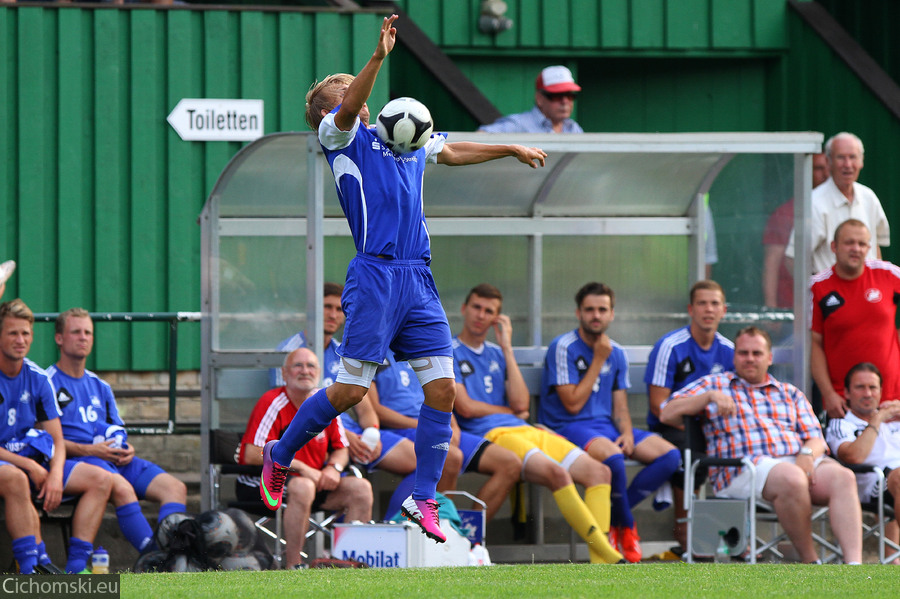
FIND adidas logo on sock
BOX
[431,442,450,451]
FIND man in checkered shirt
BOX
[660,326,863,564]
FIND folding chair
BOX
[683,419,839,564]
[207,429,363,566]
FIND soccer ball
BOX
[218,552,261,571]
[155,512,194,551]
[133,549,169,573]
[375,97,434,155]
[222,507,259,554]
[166,553,205,573]
[196,510,239,564]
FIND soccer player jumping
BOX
[260,14,546,543]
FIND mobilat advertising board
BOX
[332,521,470,567]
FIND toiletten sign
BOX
[167,99,264,142]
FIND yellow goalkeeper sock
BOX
[584,483,612,534]
[552,483,623,564]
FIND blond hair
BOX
[0,299,34,325]
[305,73,355,131]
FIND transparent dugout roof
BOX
[209,132,821,219]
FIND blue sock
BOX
[65,537,94,574]
[603,453,633,528]
[384,472,416,520]
[627,448,681,508]
[36,540,51,565]
[12,535,39,574]
[158,502,186,524]
[116,501,155,552]
[272,388,338,466]
[412,405,452,501]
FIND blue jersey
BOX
[319,109,446,262]
[0,358,61,446]
[373,353,423,420]
[452,338,524,437]
[643,326,734,429]
[539,329,630,431]
[46,366,124,445]
[270,331,342,388]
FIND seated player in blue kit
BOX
[540,282,680,562]
[0,300,112,573]
[452,283,623,563]
[48,308,187,555]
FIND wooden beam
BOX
[790,0,900,120]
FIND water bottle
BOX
[105,425,129,449]
[359,427,380,464]
[92,546,109,574]
[468,543,490,566]
[714,531,730,563]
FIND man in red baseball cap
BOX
[479,65,583,134]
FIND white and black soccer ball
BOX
[166,553,206,573]
[218,552,261,571]
[133,549,170,573]
[222,507,259,555]
[155,512,194,551]
[196,510,239,564]
[375,97,434,155]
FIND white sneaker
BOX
[0,260,15,285]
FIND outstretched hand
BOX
[511,145,547,168]
[374,14,398,60]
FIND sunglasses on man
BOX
[541,91,577,102]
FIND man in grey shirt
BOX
[479,65,583,134]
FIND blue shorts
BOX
[559,420,657,452]
[340,415,407,474]
[391,428,488,474]
[69,455,166,499]
[340,254,452,363]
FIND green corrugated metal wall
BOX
[0,6,388,370]
[393,0,788,132]
[397,0,787,51]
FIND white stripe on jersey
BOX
[553,331,580,386]
[332,154,368,253]
[253,391,291,449]
[649,328,692,387]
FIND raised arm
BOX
[437,142,546,168]
[334,15,398,131]
[554,334,611,414]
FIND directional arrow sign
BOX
[167,98,264,142]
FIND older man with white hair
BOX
[786,131,890,274]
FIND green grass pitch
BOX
[121,563,893,599]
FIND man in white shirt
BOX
[826,362,900,562]
[786,132,890,274]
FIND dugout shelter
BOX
[199,131,823,532]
